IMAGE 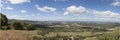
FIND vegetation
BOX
[96,28,119,40]
[11,21,25,30]
[0,13,33,30]
[0,13,9,30]
[0,13,8,26]
[0,13,120,40]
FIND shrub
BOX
[11,21,24,30]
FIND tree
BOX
[0,13,8,26]
[11,21,24,30]
[0,13,8,29]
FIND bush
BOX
[22,22,34,30]
[10,21,34,30]
[11,21,24,30]
[1,26,10,30]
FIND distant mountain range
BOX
[8,19,120,24]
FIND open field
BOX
[0,27,119,40]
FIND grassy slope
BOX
[0,27,119,40]
[0,30,37,40]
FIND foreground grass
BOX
[0,30,102,40]
[0,27,119,40]
[0,30,37,40]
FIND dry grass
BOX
[0,30,104,40]
[0,30,37,40]
[45,32,103,37]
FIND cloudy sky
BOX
[1,0,120,22]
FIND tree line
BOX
[0,13,34,30]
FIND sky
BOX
[0,0,120,22]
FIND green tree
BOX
[0,13,8,26]
[0,13,8,29]
[11,21,24,30]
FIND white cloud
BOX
[53,12,61,16]
[35,5,56,12]
[21,10,27,13]
[0,4,3,8]
[8,15,28,20]
[8,0,30,4]
[112,0,120,6]
[8,15,22,19]
[9,15,18,18]
[63,11,69,16]
[0,0,2,3]
[66,6,89,15]
[5,6,13,10]
[64,6,120,19]
[31,14,35,16]
[93,10,120,18]
[0,0,3,7]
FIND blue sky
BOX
[1,0,120,22]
